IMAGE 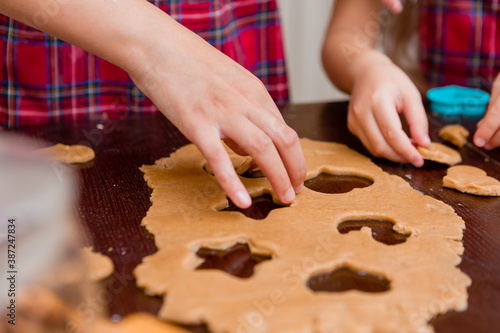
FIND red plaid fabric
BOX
[0,0,288,128]
[420,0,500,91]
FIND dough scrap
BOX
[204,155,253,176]
[135,138,470,333]
[418,142,462,165]
[94,313,189,333]
[439,125,469,148]
[82,247,114,282]
[443,165,500,196]
[36,143,95,163]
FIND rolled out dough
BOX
[81,247,114,282]
[443,165,500,196]
[36,143,95,163]
[135,138,470,333]
[417,142,462,165]
[439,125,469,148]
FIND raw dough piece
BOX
[418,142,462,165]
[439,125,469,147]
[81,247,114,281]
[135,139,470,333]
[443,165,500,196]
[204,155,253,176]
[36,143,95,163]
[11,289,186,333]
[94,313,189,333]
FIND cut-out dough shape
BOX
[204,155,252,176]
[439,125,469,148]
[135,138,470,333]
[81,247,114,282]
[443,165,500,196]
[36,143,95,164]
[418,142,462,165]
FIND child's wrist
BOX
[350,50,392,84]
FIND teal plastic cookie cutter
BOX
[426,85,490,116]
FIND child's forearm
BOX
[322,0,388,93]
[0,0,185,77]
[0,0,307,208]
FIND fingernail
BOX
[411,154,423,167]
[484,144,492,150]
[423,134,431,146]
[475,137,486,148]
[413,158,424,168]
[294,183,304,194]
[235,190,252,208]
[283,187,295,204]
[392,2,403,13]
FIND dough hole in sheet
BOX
[218,194,289,220]
[304,173,373,194]
[337,219,410,245]
[307,265,391,293]
[196,243,272,279]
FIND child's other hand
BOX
[474,73,500,150]
[130,19,306,209]
[348,51,430,167]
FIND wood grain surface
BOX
[14,101,500,333]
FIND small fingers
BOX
[474,95,500,149]
[349,97,424,167]
[222,114,297,205]
[483,128,500,150]
[222,138,248,156]
[373,98,424,166]
[194,129,252,209]
[246,113,307,193]
[348,105,405,163]
[402,92,431,147]
[381,0,403,13]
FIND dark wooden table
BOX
[15,101,500,333]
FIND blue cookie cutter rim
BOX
[426,85,490,116]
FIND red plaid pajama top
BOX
[0,0,288,128]
[420,0,500,91]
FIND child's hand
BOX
[474,73,500,150]
[348,51,430,166]
[0,0,306,209]
[130,18,306,209]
